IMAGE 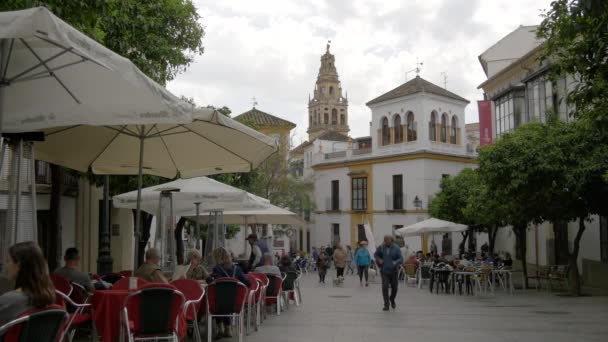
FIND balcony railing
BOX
[324,151,347,160]
[385,194,406,211]
[325,197,341,211]
[353,147,372,155]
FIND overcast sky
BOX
[167,0,552,145]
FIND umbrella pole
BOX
[194,202,201,251]
[14,139,23,238]
[0,39,8,135]
[133,127,145,269]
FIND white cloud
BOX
[168,0,552,144]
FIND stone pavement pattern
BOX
[243,272,608,342]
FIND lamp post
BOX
[413,196,422,210]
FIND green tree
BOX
[429,168,506,256]
[479,117,608,295]
[537,0,608,124]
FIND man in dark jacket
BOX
[374,235,403,311]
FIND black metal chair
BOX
[0,305,67,342]
[121,283,186,342]
[281,271,302,307]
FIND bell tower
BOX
[307,41,349,140]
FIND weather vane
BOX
[405,58,424,80]
[252,96,258,108]
[327,40,331,53]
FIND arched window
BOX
[331,108,338,124]
[407,112,416,141]
[309,115,312,125]
[394,115,403,143]
[340,114,345,125]
[429,111,437,141]
[381,117,390,145]
[329,86,334,95]
[451,116,458,144]
[440,113,448,143]
[324,113,329,124]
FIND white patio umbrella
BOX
[112,177,270,216]
[0,7,193,134]
[0,7,194,261]
[396,218,468,237]
[216,206,304,226]
[33,109,277,266]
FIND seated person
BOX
[207,247,251,339]
[208,248,251,286]
[0,242,55,326]
[254,255,281,275]
[185,249,209,281]
[134,248,168,283]
[502,253,513,267]
[278,255,296,273]
[54,247,94,293]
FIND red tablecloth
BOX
[91,290,187,342]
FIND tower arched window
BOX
[340,114,345,125]
[324,113,329,124]
[451,116,458,144]
[329,86,334,95]
[394,115,403,143]
[331,109,338,124]
[309,115,312,125]
[407,112,417,141]
[429,111,437,141]
[440,113,448,143]
[381,117,390,146]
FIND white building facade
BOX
[310,76,477,253]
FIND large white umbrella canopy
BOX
[33,108,277,266]
[32,108,277,178]
[0,7,193,133]
[396,218,468,237]
[112,177,270,216]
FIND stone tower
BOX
[307,41,349,140]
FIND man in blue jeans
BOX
[374,235,403,311]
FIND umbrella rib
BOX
[106,125,139,138]
[11,58,88,84]
[34,34,108,70]
[20,39,81,104]
[154,126,180,177]
[145,125,186,137]
[44,125,82,136]
[1,39,14,80]
[8,48,73,83]
[88,126,131,169]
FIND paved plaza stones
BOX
[243,273,608,342]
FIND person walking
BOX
[354,241,372,286]
[333,244,347,280]
[374,235,403,311]
[316,252,329,284]
[345,245,355,275]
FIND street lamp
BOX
[413,196,422,210]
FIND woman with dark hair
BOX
[0,241,56,326]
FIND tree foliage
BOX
[1,0,205,85]
[478,116,608,295]
[537,0,608,124]
[429,168,506,255]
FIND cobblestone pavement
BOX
[241,271,608,342]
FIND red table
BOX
[91,290,187,342]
